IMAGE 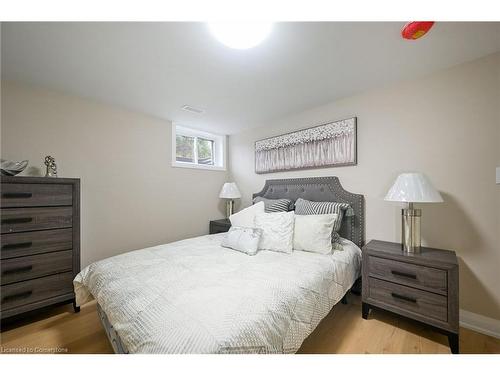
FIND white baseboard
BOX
[460,309,500,339]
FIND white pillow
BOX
[254,211,295,254]
[229,201,265,227]
[221,226,263,256]
[293,214,338,254]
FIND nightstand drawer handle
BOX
[391,292,417,303]
[2,290,33,303]
[391,270,417,279]
[2,192,33,199]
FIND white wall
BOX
[1,81,229,267]
[229,53,500,320]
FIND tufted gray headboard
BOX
[253,177,365,248]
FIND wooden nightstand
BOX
[362,240,459,353]
[209,219,231,234]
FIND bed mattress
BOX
[74,233,361,354]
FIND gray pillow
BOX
[221,226,263,256]
[253,196,292,212]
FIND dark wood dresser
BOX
[209,219,231,234]
[1,176,80,320]
[362,240,459,353]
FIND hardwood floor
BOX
[1,301,113,354]
[1,294,499,354]
[299,295,500,354]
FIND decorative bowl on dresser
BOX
[362,240,459,353]
[1,176,80,321]
[209,219,231,234]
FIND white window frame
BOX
[171,124,227,171]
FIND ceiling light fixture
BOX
[207,22,273,50]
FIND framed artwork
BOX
[255,117,357,174]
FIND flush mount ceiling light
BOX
[207,22,273,49]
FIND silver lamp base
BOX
[401,202,421,253]
[225,200,234,218]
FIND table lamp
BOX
[219,182,241,218]
[385,173,443,253]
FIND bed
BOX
[74,177,365,354]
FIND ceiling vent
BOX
[181,105,204,114]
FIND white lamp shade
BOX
[385,173,443,203]
[219,182,241,199]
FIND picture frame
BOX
[255,117,357,174]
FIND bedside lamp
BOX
[219,182,241,218]
[385,173,443,253]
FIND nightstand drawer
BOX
[368,255,447,294]
[209,220,231,234]
[368,277,447,322]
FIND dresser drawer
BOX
[367,255,447,294]
[0,272,74,312]
[368,277,447,322]
[1,183,72,208]
[1,250,73,285]
[0,228,73,259]
[1,207,72,234]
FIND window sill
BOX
[171,161,226,172]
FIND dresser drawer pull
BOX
[2,290,33,303]
[1,217,33,224]
[2,192,33,199]
[391,292,417,303]
[1,241,33,250]
[391,270,417,279]
[2,265,33,275]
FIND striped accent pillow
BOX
[253,196,292,213]
[294,198,352,245]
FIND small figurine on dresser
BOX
[44,155,58,177]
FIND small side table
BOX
[209,219,231,234]
[362,240,459,353]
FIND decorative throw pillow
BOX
[229,201,265,228]
[293,214,338,254]
[294,198,353,246]
[253,196,292,212]
[254,211,295,253]
[221,226,263,256]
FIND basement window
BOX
[172,125,226,171]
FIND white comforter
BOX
[74,233,361,354]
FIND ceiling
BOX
[2,22,499,134]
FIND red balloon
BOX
[401,22,435,40]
